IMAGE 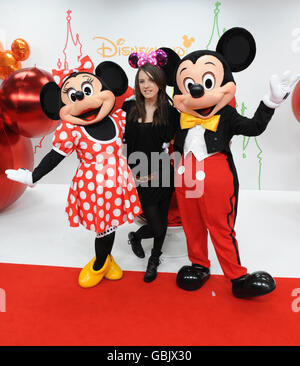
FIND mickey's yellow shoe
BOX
[104,254,123,280]
[78,255,111,288]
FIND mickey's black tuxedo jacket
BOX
[172,101,275,222]
[173,101,275,155]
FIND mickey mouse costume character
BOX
[5,61,142,288]
[161,28,300,298]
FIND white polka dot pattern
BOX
[52,109,142,234]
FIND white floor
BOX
[1,184,300,278]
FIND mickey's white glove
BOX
[263,70,300,108]
[5,168,35,187]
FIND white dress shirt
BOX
[183,124,217,162]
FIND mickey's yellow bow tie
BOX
[180,112,220,132]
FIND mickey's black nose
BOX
[189,83,204,98]
[75,90,84,101]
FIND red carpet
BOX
[0,262,300,346]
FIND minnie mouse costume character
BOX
[5,61,142,288]
[161,28,300,298]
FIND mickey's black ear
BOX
[40,82,62,120]
[95,61,128,96]
[159,47,181,86]
[216,27,256,72]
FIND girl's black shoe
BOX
[144,251,161,282]
[128,232,145,258]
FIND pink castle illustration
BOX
[52,10,94,86]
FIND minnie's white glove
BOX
[5,168,35,187]
[263,70,300,108]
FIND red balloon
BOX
[0,121,34,211]
[0,67,60,138]
[292,80,300,122]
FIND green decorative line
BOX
[240,101,263,190]
[206,2,222,49]
[254,137,263,190]
[242,137,251,158]
[241,102,250,158]
[206,2,263,190]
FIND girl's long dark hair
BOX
[127,63,171,126]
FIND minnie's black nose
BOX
[75,91,84,101]
[189,83,204,98]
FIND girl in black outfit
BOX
[123,59,179,283]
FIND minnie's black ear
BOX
[216,27,256,72]
[95,61,128,96]
[40,82,62,120]
[159,47,181,86]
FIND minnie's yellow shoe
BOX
[104,254,123,280]
[78,255,111,288]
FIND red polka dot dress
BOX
[52,109,142,235]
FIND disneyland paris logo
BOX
[93,36,192,58]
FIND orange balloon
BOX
[11,38,30,61]
[0,51,21,79]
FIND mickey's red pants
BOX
[175,152,247,280]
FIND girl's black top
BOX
[123,100,180,205]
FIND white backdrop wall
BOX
[1,0,300,191]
